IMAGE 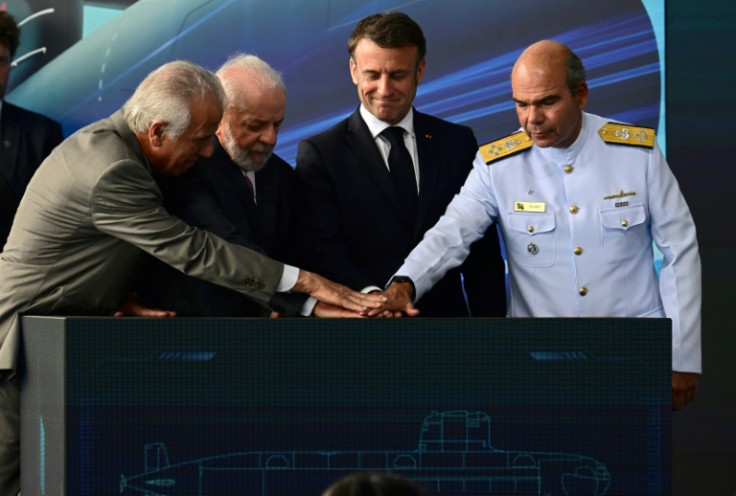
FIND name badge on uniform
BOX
[514,201,546,213]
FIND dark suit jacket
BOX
[294,108,506,317]
[0,101,63,248]
[139,142,304,316]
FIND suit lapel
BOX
[212,144,259,238]
[414,111,440,239]
[346,110,414,230]
[0,104,22,190]
[254,156,280,243]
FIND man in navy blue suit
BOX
[139,54,322,317]
[0,11,62,250]
[294,12,506,317]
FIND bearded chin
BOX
[239,149,271,173]
[224,135,269,172]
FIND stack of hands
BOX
[114,273,417,319]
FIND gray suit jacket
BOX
[0,111,284,371]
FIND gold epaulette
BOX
[597,122,656,148]
[479,131,532,164]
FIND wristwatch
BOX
[389,275,416,301]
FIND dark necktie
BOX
[243,173,256,204]
[381,126,417,224]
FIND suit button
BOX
[569,205,579,214]
[527,225,535,233]
[573,246,583,255]
[621,219,629,227]
[564,165,574,174]
[579,287,588,296]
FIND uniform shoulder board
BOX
[479,131,532,164]
[597,122,656,149]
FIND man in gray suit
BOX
[0,60,382,495]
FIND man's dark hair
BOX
[565,48,586,96]
[348,12,426,65]
[0,11,20,58]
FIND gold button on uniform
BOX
[574,247,583,255]
[564,165,574,174]
[579,287,588,296]
[621,219,628,227]
[528,225,534,233]
[569,205,579,214]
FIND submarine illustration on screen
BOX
[7,0,660,164]
[119,410,610,496]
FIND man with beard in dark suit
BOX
[0,11,62,250]
[294,12,506,317]
[140,54,320,317]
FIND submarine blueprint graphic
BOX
[119,410,611,496]
[7,0,662,163]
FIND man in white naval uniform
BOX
[378,40,701,411]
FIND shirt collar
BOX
[359,104,415,139]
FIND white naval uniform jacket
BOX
[397,112,701,373]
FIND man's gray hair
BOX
[216,54,285,111]
[123,60,225,140]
